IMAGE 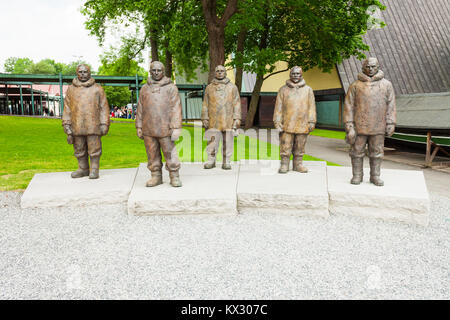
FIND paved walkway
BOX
[245,129,450,197]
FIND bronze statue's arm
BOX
[201,87,209,129]
[273,88,284,132]
[343,85,357,144]
[385,82,396,137]
[98,87,110,136]
[135,88,144,139]
[308,87,317,131]
[232,85,241,129]
[62,88,73,143]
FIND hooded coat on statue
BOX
[273,79,316,134]
[62,77,110,136]
[344,71,396,135]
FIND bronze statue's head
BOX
[76,64,91,82]
[290,66,303,83]
[215,65,226,80]
[150,61,165,81]
[362,57,379,77]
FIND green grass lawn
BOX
[310,128,345,140]
[0,116,338,190]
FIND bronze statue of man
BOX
[62,64,110,179]
[273,66,316,174]
[344,57,396,186]
[201,65,241,170]
[136,61,183,187]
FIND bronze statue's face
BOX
[150,63,164,81]
[290,67,303,83]
[77,65,91,82]
[215,66,226,80]
[363,59,379,77]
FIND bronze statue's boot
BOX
[146,170,163,187]
[71,156,89,178]
[169,171,182,187]
[222,157,231,170]
[292,156,308,173]
[89,156,100,179]
[204,158,216,169]
[350,157,363,185]
[278,156,290,174]
[369,158,384,186]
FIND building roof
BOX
[338,0,450,95]
[395,92,450,133]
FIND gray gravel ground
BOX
[0,191,449,299]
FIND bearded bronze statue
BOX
[136,61,183,187]
[62,64,110,179]
[273,66,316,174]
[201,65,241,170]
[344,57,396,186]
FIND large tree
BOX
[200,0,238,83]
[82,0,208,81]
[82,0,385,127]
[225,0,385,128]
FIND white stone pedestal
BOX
[20,168,138,209]
[327,167,430,226]
[127,163,239,215]
[237,160,329,217]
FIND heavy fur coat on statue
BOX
[344,71,396,135]
[62,77,110,136]
[201,77,241,131]
[135,76,183,138]
[273,79,316,134]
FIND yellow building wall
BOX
[260,61,342,92]
[226,65,236,84]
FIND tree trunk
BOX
[235,27,247,92]
[244,10,269,129]
[206,26,226,83]
[201,0,238,83]
[149,28,159,62]
[245,74,264,129]
[164,39,173,78]
[165,50,173,78]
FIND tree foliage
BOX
[4,57,34,74]
[82,0,208,81]
[3,57,92,75]
[81,0,385,126]
[97,47,147,107]
[224,0,385,127]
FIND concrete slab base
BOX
[20,168,138,209]
[327,166,430,226]
[237,160,329,217]
[127,162,239,215]
[20,162,432,226]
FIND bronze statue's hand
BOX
[63,125,72,135]
[232,119,241,130]
[385,124,395,137]
[346,127,356,145]
[171,128,182,141]
[202,119,209,129]
[345,122,354,133]
[100,124,109,136]
[308,122,315,132]
[274,122,283,133]
[136,128,144,140]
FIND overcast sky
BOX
[0,0,147,72]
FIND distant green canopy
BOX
[3,57,93,76]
